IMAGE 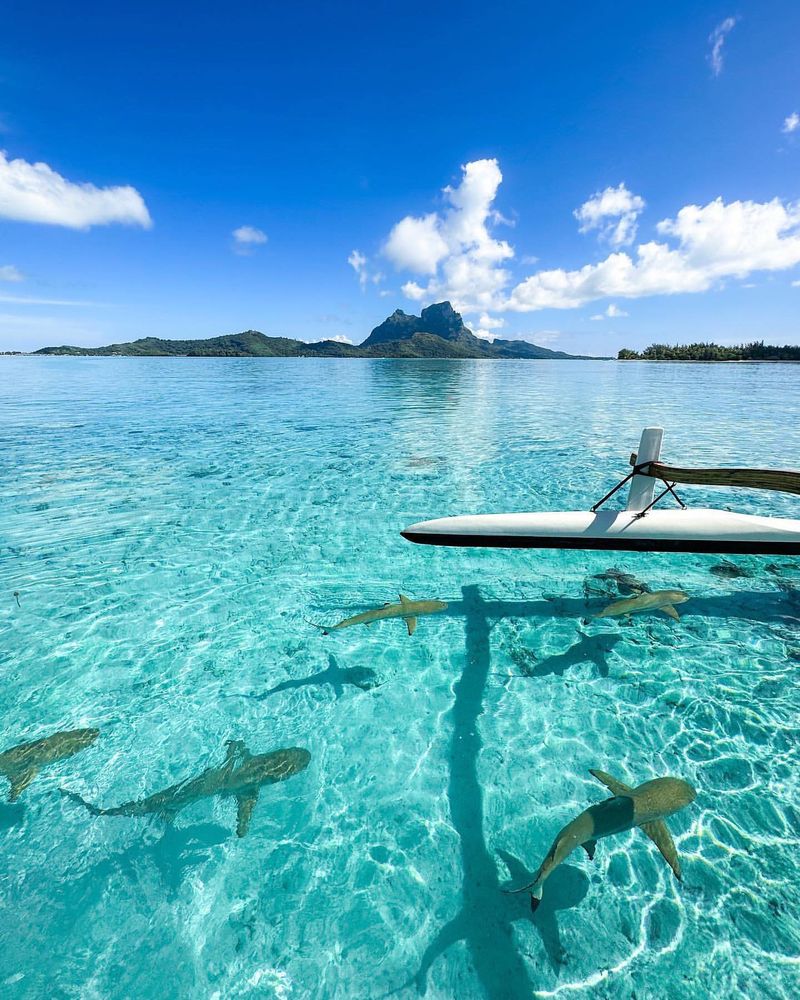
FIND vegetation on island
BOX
[32,302,602,360]
[618,341,800,361]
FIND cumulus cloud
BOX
[590,303,628,320]
[783,112,800,135]
[377,157,800,317]
[327,334,353,344]
[0,264,23,282]
[574,183,645,247]
[232,225,267,254]
[473,312,506,341]
[0,151,152,229]
[708,17,738,76]
[508,197,800,311]
[382,159,514,313]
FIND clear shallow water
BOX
[1,357,799,1000]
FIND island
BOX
[618,341,800,361]
[33,302,603,360]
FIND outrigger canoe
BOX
[401,428,800,556]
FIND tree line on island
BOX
[30,302,598,360]
[618,341,800,361]
[12,303,799,361]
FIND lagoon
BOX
[1,357,799,999]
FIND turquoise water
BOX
[1,357,799,999]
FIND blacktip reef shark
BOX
[594,589,690,621]
[507,769,697,911]
[62,739,310,838]
[310,594,448,636]
[0,728,99,802]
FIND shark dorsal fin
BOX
[7,765,39,802]
[639,820,682,880]
[399,593,412,607]
[589,769,634,797]
[224,740,250,765]
[236,791,259,837]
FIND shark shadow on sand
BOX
[496,850,588,972]
[510,632,623,680]
[61,822,233,905]
[238,654,380,702]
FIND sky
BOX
[1,1,799,354]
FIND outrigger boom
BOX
[401,427,800,555]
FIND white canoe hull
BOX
[401,508,800,555]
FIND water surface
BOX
[1,358,798,998]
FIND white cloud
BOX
[0,151,151,229]
[783,112,800,135]
[508,196,800,311]
[327,334,353,344]
[382,158,514,313]
[384,214,448,273]
[0,264,23,282]
[478,312,505,329]
[590,303,628,320]
[232,225,267,254]
[574,183,645,247]
[792,279,800,287]
[708,17,738,76]
[348,249,369,289]
[378,157,800,317]
[473,311,505,341]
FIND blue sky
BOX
[1,1,799,353]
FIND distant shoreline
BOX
[5,354,800,363]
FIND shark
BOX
[507,769,696,911]
[594,589,690,621]
[311,594,447,636]
[62,740,310,837]
[0,728,99,802]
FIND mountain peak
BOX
[361,300,472,347]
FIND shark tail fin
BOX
[60,788,104,816]
[303,618,330,636]
[5,765,39,802]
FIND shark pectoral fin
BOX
[7,766,39,802]
[582,839,597,861]
[589,769,635,797]
[660,605,680,621]
[640,820,682,881]
[236,792,259,837]
[157,808,179,824]
[406,617,417,637]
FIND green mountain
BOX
[34,301,601,359]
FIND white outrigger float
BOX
[401,428,800,555]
